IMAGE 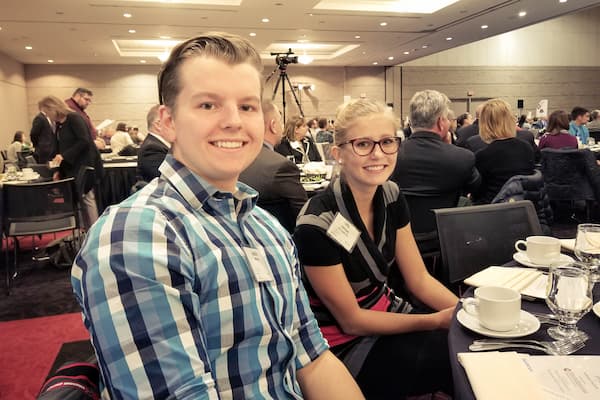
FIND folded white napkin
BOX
[559,238,575,252]
[464,266,543,293]
[458,352,545,400]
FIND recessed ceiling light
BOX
[362,51,366,54]
[481,25,488,29]
[446,37,453,41]
[298,55,314,64]
[422,44,429,49]
[249,32,256,37]
[559,0,567,3]
[160,35,171,39]
[25,45,32,50]
[123,13,132,18]
[261,18,270,23]
[355,35,361,39]
[47,59,54,63]
[403,51,410,55]
[128,29,136,33]
[372,62,378,65]
[379,22,387,26]
[297,39,309,43]
[388,56,394,60]
[518,11,527,17]
[140,60,146,63]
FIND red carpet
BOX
[0,312,89,400]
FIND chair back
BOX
[540,148,595,202]
[2,177,79,236]
[434,200,542,287]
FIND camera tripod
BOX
[265,64,304,123]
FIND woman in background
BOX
[538,110,578,150]
[294,98,457,398]
[275,115,322,164]
[473,99,535,204]
[6,131,25,164]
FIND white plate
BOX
[593,302,600,318]
[456,309,540,338]
[513,252,574,269]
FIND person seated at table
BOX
[136,104,170,182]
[275,115,322,164]
[538,110,578,150]
[569,106,590,145]
[110,122,135,155]
[316,117,334,143]
[239,100,307,233]
[40,95,104,229]
[6,131,25,164]
[472,99,535,204]
[294,98,458,399]
[456,112,473,131]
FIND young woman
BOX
[294,99,458,398]
[538,110,578,150]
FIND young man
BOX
[569,106,590,145]
[72,32,362,399]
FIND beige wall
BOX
[0,51,28,149]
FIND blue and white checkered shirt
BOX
[72,154,328,399]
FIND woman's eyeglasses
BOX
[338,136,401,156]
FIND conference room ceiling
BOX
[1,0,599,67]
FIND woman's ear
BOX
[331,145,342,164]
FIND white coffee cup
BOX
[515,236,561,265]
[462,286,521,331]
[22,168,33,173]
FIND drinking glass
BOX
[545,263,593,340]
[574,223,600,283]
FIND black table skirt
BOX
[99,166,137,213]
[449,276,600,400]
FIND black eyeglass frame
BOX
[338,136,401,156]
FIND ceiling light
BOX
[446,37,453,41]
[128,29,136,33]
[157,51,170,62]
[159,35,171,39]
[249,32,256,37]
[47,59,54,63]
[123,13,132,18]
[481,25,488,29]
[559,0,567,3]
[518,11,527,17]
[140,60,146,63]
[298,54,314,64]
[354,35,361,39]
[261,18,270,23]
[372,62,378,65]
[379,22,387,26]
[387,56,394,60]
[25,45,32,50]
[403,51,410,55]
[422,44,429,49]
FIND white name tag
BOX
[243,247,274,283]
[326,213,361,253]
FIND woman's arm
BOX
[303,263,450,336]
[394,224,458,314]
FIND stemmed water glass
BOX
[545,263,593,340]
[574,223,600,283]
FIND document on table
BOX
[522,356,600,399]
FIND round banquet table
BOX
[449,272,600,400]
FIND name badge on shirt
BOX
[326,212,361,253]
[243,247,274,283]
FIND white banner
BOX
[535,99,548,118]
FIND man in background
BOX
[65,87,98,140]
[30,100,57,163]
[456,104,483,147]
[239,100,308,233]
[136,104,170,182]
[569,106,590,145]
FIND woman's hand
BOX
[432,307,456,330]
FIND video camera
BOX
[272,49,298,68]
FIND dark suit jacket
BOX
[465,129,541,162]
[239,144,308,232]
[274,137,322,164]
[30,112,57,164]
[136,132,169,182]
[57,112,103,181]
[455,120,479,147]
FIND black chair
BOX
[433,200,542,294]
[2,177,80,294]
[540,148,597,221]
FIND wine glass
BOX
[574,223,600,283]
[545,263,593,340]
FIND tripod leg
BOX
[271,74,282,101]
[284,73,304,118]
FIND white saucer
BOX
[593,302,600,318]
[456,309,540,338]
[513,252,574,269]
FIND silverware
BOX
[469,339,585,355]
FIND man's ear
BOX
[159,105,176,143]
[268,118,277,136]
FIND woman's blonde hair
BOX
[479,98,516,143]
[38,95,71,119]
[333,99,398,145]
[283,115,306,141]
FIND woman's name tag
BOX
[326,213,361,253]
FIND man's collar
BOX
[148,131,171,148]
